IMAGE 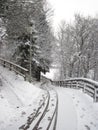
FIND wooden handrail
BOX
[52,78,98,102]
[0,58,29,80]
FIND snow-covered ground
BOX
[55,87,98,130]
[0,66,44,130]
[0,65,98,130]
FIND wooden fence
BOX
[0,58,29,80]
[0,58,98,102]
[52,78,98,102]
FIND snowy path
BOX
[56,87,77,130]
[0,65,98,130]
[55,87,98,130]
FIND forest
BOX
[0,0,98,81]
[0,0,53,81]
[54,14,98,81]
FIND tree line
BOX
[56,14,98,81]
[0,0,53,81]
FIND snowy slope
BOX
[0,66,43,130]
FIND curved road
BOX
[55,87,77,130]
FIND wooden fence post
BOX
[96,88,98,102]
[94,86,97,102]
[3,61,5,67]
[83,83,86,93]
[9,64,12,70]
[24,74,26,81]
[76,81,78,89]
[24,71,28,81]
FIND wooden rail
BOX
[52,78,98,102]
[0,58,29,80]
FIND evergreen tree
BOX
[5,0,52,80]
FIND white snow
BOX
[56,88,77,130]
[0,65,98,130]
[41,68,60,80]
[25,41,30,46]
[0,65,43,130]
[55,87,98,130]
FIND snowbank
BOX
[0,65,43,130]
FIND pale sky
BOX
[48,0,98,31]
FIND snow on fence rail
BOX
[52,78,98,102]
[0,58,29,80]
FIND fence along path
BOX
[52,78,98,102]
[0,58,29,80]
[0,58,98,102]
